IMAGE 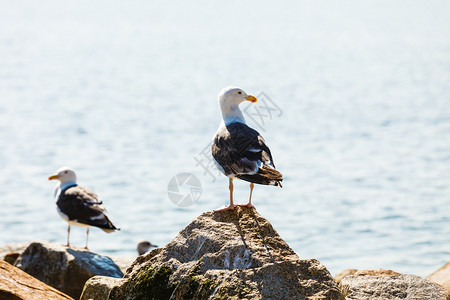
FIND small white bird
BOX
[212,87,283,211]
[48,167,119,249]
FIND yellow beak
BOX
[245,95,257,103]
[48,175,59,180]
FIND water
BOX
[0,0,449,277]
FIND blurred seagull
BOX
[137,240,158,255]
[48,167,120,249]
[212,86,283,211]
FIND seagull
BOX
[212,86,283,211]
[48,167,120,249]
[137,240,158,255]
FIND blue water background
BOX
[1,1,449,276]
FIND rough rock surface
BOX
[14,241,124,299]
[110,207,341,299]
[428,262,450,293]
[80,275,125,300]
[341,270,448,300]
[0,260,73,300]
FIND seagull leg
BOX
[238,182,255,208]
[248,182,255,207]
[84,228,89,250]
[214,178,236,212]
[229,178,234,207]
[65,225,71,248]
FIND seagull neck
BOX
[60,181,77,191]
[221,104,246,125]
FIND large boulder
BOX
[340,269,448,300]
[109,207,342,299]
[14,241,124,299]
[80,275,125,300]
[427,262,450,294]
[0,260,73,300]
[1,241,133,273]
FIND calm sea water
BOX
[0,1,449,277]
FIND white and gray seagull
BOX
[48,167,119,249]
[212,86,283,211]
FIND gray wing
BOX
[57,186,119,231]
[212,122,282,186]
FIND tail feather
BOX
[237,166,283,186]
[98,215,120,233]
[101,227,119,233]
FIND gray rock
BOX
[80,275,125,300]
[341,272,448,300]
[110,207,342,299]
[14,241,124,299]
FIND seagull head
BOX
[48,167,77,183]
[137,240,158,255]
[218,86,257,124]
[218,86,257,107]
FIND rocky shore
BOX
[1,207,449,299]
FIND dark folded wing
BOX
[57,186,119,230]
[212,122,282,186]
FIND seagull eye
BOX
[64,171,68,174]
[237,91,242,95]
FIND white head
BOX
[218,86,257,125]
[48,166,77,183]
